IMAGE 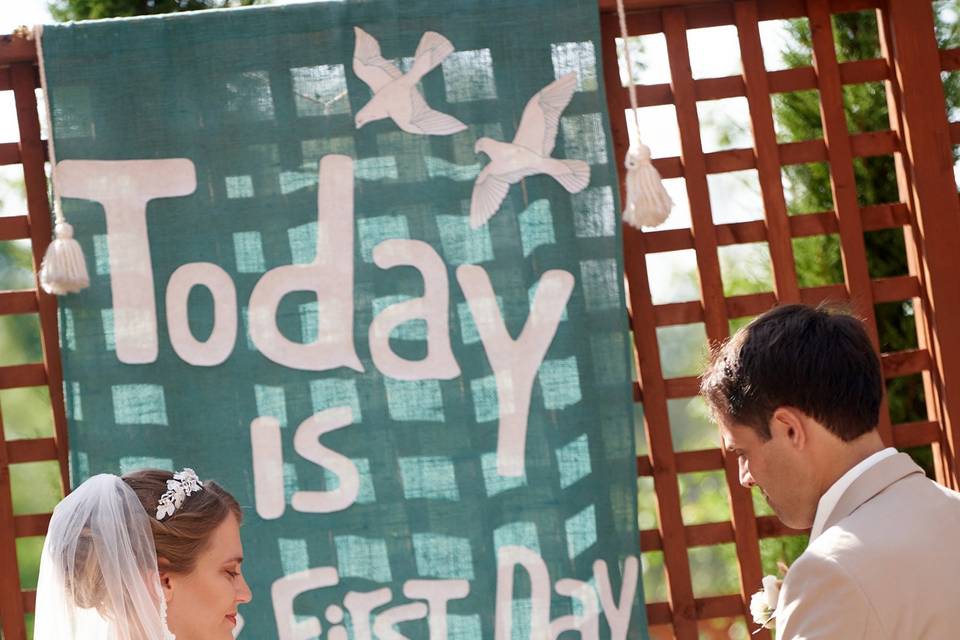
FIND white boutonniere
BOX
[750,562,789,633]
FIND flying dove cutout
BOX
[470,72,590,229]
[353,27,467,136]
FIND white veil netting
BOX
[34,473,172,640]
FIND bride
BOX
[34,468,252,639]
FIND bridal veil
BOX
[34,473,171,640]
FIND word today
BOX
[57,156,574,478]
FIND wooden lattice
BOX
[599,0,960,637]
[2,0,960,638]
[0,33,69,640]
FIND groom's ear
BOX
[771,407,807,450]
[158,556,174,603]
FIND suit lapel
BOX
[820,453,924,533]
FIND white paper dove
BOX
[470,73,589,228]
[353,27,467,136]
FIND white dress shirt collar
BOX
[809,447,898,541]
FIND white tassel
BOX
[615,0,674,229]
[39,222,90,295]
[622,143,674,229]
[35,26,89,296]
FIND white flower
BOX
[156,500,176,521]
[174,468,203,494]
[750,574,781,631]
[155,468,204,521]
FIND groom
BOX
[700,304,960,638]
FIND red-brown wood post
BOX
[882,0,960,490]
[599,12,700,638]
[875,7,947,482]
[661,7,768,636]
[0,403,27,640]
[11,61,70,497]
[734,0,801,304]
[806,0,894,445]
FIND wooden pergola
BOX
[2,1,959,638]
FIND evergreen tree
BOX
[49,0,261,22]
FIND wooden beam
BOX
[12,513,52,538]
[6,438,58,464]
[877,3,948,483]
[735,0,801,302]
[798,283,848,306]
[871,274,919,303]
[641,203,910,255]
[628,58,888,108]
[641,514,806,552]
[881,348,932,379]
[639,129,898,181]
[598,0,729,16]
[21,590,36,615]
[11,62,70,497]
[0,290,38,315]
[726,291,777,319]
[940,47,960,71]
[892,420,942,449]
[0,32,37,66]
[646,274,919,329]
[663,376,701,399]
[662,8,764,634]
[0,363,47,389]
[883,0,960,490]
[600,0,882,32]
[0,142,21,166]
[601,9,700,636]
[0,402,26,640]
[807,0,893,444]
[0,215,30,241]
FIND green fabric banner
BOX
[41,1,647,637]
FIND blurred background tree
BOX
[48,0,262,22]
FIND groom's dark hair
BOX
[700,303,883,441]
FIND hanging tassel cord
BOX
[615,0,674,229]
[616,0,643,147]
[33,24,90,295]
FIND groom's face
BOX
[720,418,817,529]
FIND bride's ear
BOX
[158,557,174,603]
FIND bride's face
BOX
[162,515,252,639]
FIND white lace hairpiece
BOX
[156,468,204,521]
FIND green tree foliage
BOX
[49,0,262,22]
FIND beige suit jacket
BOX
[777,453,960,639]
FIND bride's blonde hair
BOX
[69,469,242,609]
